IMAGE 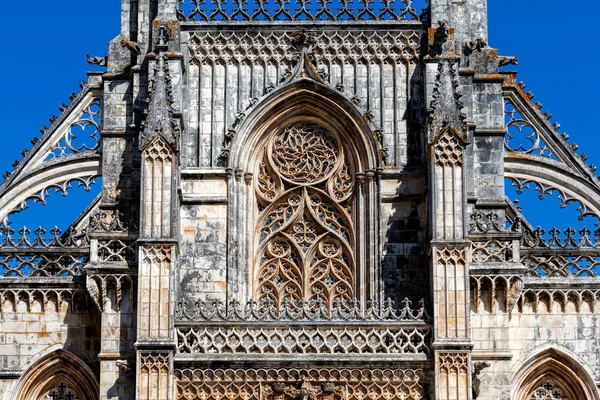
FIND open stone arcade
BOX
[0,0,599,399]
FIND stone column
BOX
[425,24,473,399]
[90,0,144,395]
[134,15,182,400]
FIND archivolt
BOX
[512,347,600,400]
[229,79,380,173]
[13,349,99,400]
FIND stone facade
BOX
[0,0,599,399]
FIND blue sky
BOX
[0,1,598,232]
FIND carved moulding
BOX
[175,297,429,322]
[178,0,426,23]
[470,275,524,314]
[176,324,431,355]
[0,288,89,313]
[175,368,426,400]
[188,30,421,66]
[517,288,600,314]
[86,274,135,312]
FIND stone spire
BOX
[140,53,179,149]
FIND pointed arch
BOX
[13,349,99,400]
[229,78,381,173]
[512,346,600,400]
[226,78,382,306]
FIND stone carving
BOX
[0,224,89,277]
[175,368,426,400]
[437,352,470,400]
[0,223,88,248]
[140,352,169,374]
[507,177,599,221]
[527,379,569,399]
[8,175,98,217]
[86,54,107,67]
[522,226,600,249]
[471,239,514,263]
[505,98,557,160]
[469,210,504,233]
[255,123,355,309]
[97,239,137,263]
[88,208,134,233]
[176,325,431,355]
[470,275,523,313]
[472,361,490,399]
[139,352,170,400]
[87,274,134,312]
[433,128,464,167]
[176,297,429,322]
[0,288,89,313]
[521,252,600,277]
[178,0,426,22]
[518,289,599,314]
[140,55,180,149]
[187,29,420,168]
[40,381,81,400]
[45,99,101,161]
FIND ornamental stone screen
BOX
[0,1,600,400]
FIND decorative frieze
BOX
[176,325,431,355]
[470,275,523,313]
[0,288,89,313]
[175,297,429,322]
[178,0,427,22]
[175,368,426,400]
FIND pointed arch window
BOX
[527,379,569,399]
[40,381,81,400]
[253,122,355,309]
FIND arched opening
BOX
[227,80,381,307]
[13,349,99,400]
[512,348,600,400]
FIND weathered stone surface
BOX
[0,1,599,399]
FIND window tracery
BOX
[40,381,81,400]
[527,379,569,400]
[254,123,355,309]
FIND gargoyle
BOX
[86,54,107,66]
[121,40,141,55]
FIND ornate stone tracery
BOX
[255,123,355,309]
[40,381,81,400]
[527,380,569,400]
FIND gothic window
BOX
[527,380,569,400]
[40,381,81,400]
[254,122,355,309]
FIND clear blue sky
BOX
[0,1,598,232]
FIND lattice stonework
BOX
[40,382,81,400]
[528,380,570,399]
[175,368,425,400]
[255,123,355,309]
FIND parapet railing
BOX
[0,224,89,278]
[175,298,431,357]
[177,0,429,23]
